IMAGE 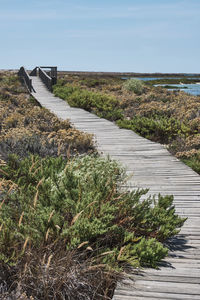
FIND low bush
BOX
[122,79,145,95]
[53,83,123,121]
[0,128,93,160]
[0,154,185,297]
[117,116,191,144]
[0,74,94,161]
[181,152,200,174]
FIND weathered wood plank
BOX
[113,291,200,300]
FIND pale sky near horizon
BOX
[0,0,200,73]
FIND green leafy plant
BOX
[122,79,145,95]
[182,152,200,174]
[117,116,191,143]
[0,154,185,270]
[53,83,123,121]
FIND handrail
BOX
[18,66,57,93]
[18,66,32,93]
[40,66,57,86]
[38,67,53,92]
[29,67,37,76]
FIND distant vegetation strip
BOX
[53,75,200,174]
[0,72,186,299]
[160,85,188,89]
[145,78,200,85]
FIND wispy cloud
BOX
[0,0,199,22]
[41,21,192,41]
[0,11,59,21]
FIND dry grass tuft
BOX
[0,245,117,300]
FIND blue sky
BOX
[0,0,200,73]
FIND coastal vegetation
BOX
[54,74,200,174]
[0,72,186,299]
[0,73,94,160]
[145,77,200,86]
[53,84,123,121]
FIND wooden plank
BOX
[113,290,200,300]
[131,280,200,294]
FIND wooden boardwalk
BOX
[31,75,200,300]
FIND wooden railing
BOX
[29,67,37,76]
[18,66,57,93]
[18,66,32,93]
[38,67,53,92]
[40,66,57,86]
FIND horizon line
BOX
[1,68,200,76]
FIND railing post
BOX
[37,66,57,92]
[38,67,53,92]
[29,67,38,76]
[18,66,32,93]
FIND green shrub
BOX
[182,153,200,174]
[0,154,185,270]
[117,116,191,144]
[53,84,123,121]
[123,79,145,95]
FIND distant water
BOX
[155,84,200,96]
[122,77,200,81]
[122,77,200,96]
[136,77,189,81]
